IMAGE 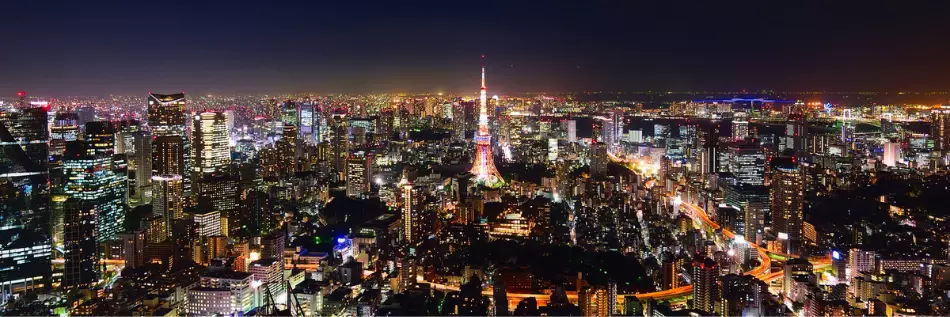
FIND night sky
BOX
[3,1,950,95]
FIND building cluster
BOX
[2,83,950,317]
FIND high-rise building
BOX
[578,286,611,317]
[470,56,504,187]
[661,257,682,290]
[148,93,186,137]
[786,114,808,155]
[400,176,416,242]
[770,157,804,253]
[346,151,374,198]
[249,258,285,302]
[84,121,117,156]
[882,142,899,167]
[590,142,608,176]
[732,112,749,141]
[62,141,126,242]
[727,139,766,187]
[116,229,146,269]
[152,174,184,236]
[1,104,53,298]
[931,105,950,159]
[193,111,230,174]
[50,112,80,156]
[63,198,99,290]
[691,257,719,313]
[567,119,577,143]
[148,93,191,194]
[195,173,238,234]
[848,249,880,282]
[129,131,153,203]
[194,210,223,238]
[720,274,766,317]
[152,135,185,176]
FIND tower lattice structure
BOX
[470,55,504,187]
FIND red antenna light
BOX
[17,91,26,97]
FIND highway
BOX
[421,152,780,309]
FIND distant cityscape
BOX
[2,61,950,317]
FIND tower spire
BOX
[471,54,503,187]
[481,54,486,89]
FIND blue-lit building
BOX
[0,105,51,301]
[62,141,126,242]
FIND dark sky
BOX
[3,1,950,95]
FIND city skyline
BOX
[5,2,950,95]
[4,2,950,316]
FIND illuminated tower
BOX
[470,55,504,187]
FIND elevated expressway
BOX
[424,151,824,309]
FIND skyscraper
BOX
[770,157,804,253]
[152,135,185,176]
[732,112,749,141]
[195,172,238,234]
[63,198,99,290]
[691,257,719,313]
[0,104,51,299]
[346,151,374,198]
[727,139,766,187]
[567,119,577,143]
[129,131,153,203]
[931,105,950,159]
[590,142,608,176]
[50,112,80,157]
[152,174,184,236]
[193,111,230,174]
[469,56,504,187]
[84,121,117,156]
[148,93,186,137]
[148,93,191,194]
[62,141,126,242]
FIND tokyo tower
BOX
[470,55,504,187]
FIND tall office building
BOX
[727,139,766,186]
[152,136,185,176]
[578,286,610,317]
[0,104,52,298]
[567,119,577,143]
[84,121,117,156]
[62,141,126,242]
[148,93,186,137]
[770,157,804,253]
[63,199,99,290]
[786,114,808,155]
[346,151,374,198]
[590,142,608,176]
[50,112,80,156]
[116,229,146,269]
[691,257,719,313]
[661,257,682,290]
[331,115,349,178]
[732,112,749,141]
[152,174,184,236]
[932,105,950,159]
[193,111,230,174]
[129,131,153,203]
[195,173,238,233]
[401,176,416,242]
[148,93,191,194]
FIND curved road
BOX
[424,154,778,307]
